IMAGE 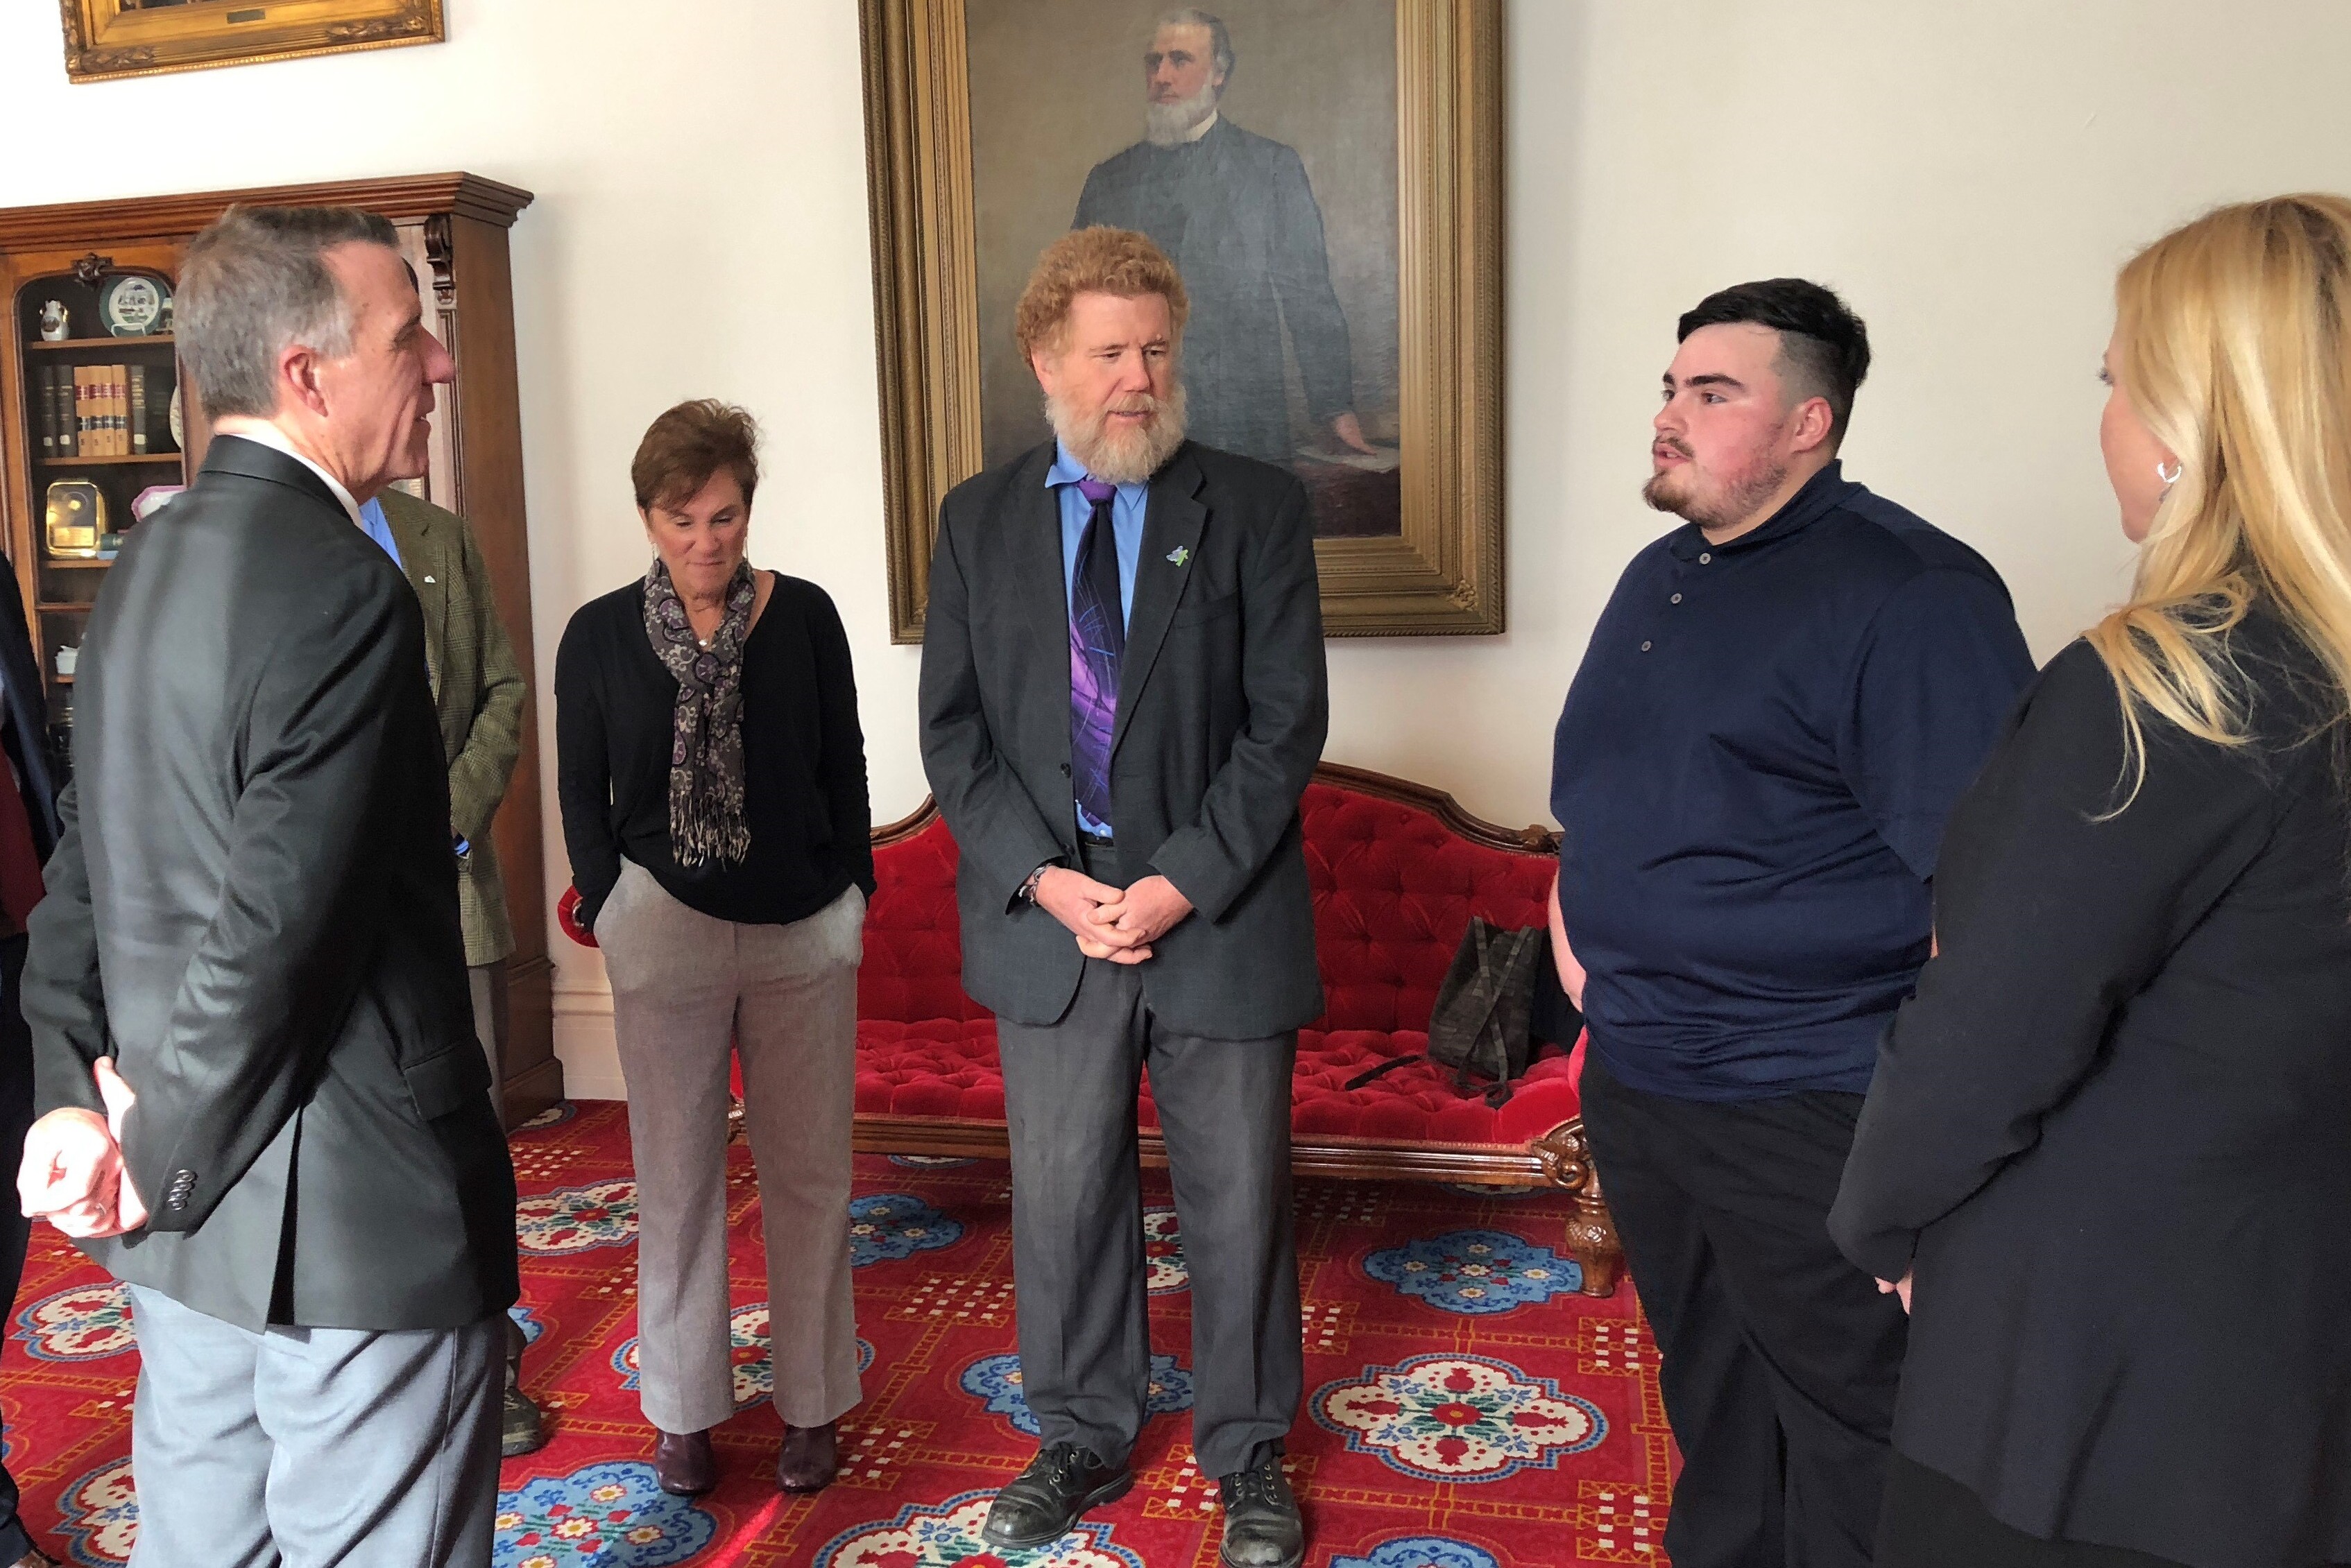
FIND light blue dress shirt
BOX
[1045,441,1147,837]
[357,496,403,569]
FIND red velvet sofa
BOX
[850,762,1623,1296]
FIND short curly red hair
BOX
[1014,227,1190,361]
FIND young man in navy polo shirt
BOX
[1548,279,2034,1568]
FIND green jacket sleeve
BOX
[446,519,524,845]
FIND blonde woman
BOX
[1830,196,2351,1568]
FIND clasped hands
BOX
[16,1058,146,1239]
[1034,867,1192,963]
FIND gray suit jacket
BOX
[918,440,1328,1039]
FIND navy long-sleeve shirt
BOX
[1550,461,2034,1100]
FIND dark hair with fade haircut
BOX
[632,399,761,512]
[178,204,400,420]
[1677,278,1871,447]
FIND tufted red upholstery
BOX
[855,779,1584,1150]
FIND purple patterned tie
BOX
[1069,478,1124,832]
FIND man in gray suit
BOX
[1075,8,1375,465]
[12,205,517,1565]
[921,226,1327,1568]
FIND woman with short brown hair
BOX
[555,399,873,1498]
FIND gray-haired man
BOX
[12,205,517,1564]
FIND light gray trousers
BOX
[598,861,865,1434]
[124,1285,502,1568]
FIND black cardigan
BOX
[554,573,874,931]
[1830,618,2351,1568]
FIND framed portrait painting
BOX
[863,0,1502,640]
[62,0,445,85]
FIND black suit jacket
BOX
[918,440,1328,1039]
[24,437,518,1332]
[1829,624,2351,1568]
[1076,118,1354,463]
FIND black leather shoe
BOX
[1218,1453,1304,1568]
[982,1442,1133,1548]
[653,1428,717,1496]
[502,1379,547,1458]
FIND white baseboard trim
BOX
[552,988,626,1101]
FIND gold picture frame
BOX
[862,0,1503,641]
[62,0,445,85]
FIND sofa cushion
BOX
[852,776,1581,1147]
[1300,784,1556,1035]
[854,1015,1587,1148]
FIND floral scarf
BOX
[642,558,754,867]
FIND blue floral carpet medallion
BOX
[53,1456,137,1565]
[1364,1228,1583,1313]
[613,1301,776,1407]
[495,1461,715,1567]
[515,1179,640,1255]
[1311,1353,1606,1481]
[1143,1205,1187,1293]
[959,1350,1192,1437]
[1335,1540,1504,1568]
[848,1194,966,1265]
[814,1488,1144,1567]
[14,1281,135,1362]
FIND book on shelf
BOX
[36,366,55,458]
[110,365,126,456]
[128,364,147,454]
[55,365,74,458]
[71,368,88,457]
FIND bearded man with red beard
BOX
[919,225,1327,1568]
[1546,279,2035,1568]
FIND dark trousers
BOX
[1579,1056,1908,1568]
[995,945,1300,1480]
[0,933,35,1562]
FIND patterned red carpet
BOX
[0,1101,1675,1566]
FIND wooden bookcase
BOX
[0,173,561,1126]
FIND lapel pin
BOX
[1166,546,1191,567]
[422,575,436,583]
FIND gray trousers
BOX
[996,944,1301,1479]
[124,1285,501,1567]
[599,861,865,1434]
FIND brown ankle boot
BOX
[776,1422,839,1492]
[653,1427,716,1496]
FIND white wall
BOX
[5,2,2348,1096]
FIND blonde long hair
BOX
[2087,194,2351,795]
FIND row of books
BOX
[33,363,164,460]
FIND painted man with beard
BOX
[1073,8,1374,465]
[1546,280,2033,1568]
[920,227,1327,1568]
